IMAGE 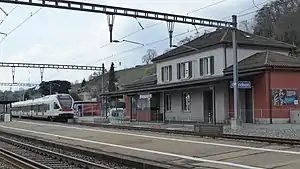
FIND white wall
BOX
[161,84,228,123]
[157,47,291,85]
[156,47,224,84]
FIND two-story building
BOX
[102,28,300,124]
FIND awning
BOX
[100,70,263,96]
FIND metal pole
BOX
[49,84,52,95]
[232,15,239,129]
[212,85,216,124]
[101,63,105,117]
[101,63,105,93]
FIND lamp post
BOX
[171,44,199,51]
[112,39,144,46]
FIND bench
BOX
[193,124,223,137]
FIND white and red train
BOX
[11,94,74,121]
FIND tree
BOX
[142,48,157,64]
[178,36,193,45]
[108,62,117,92]
[239,20,254,33]
[39,80,71,96]
[252,0,300,46]
[81,78,86,88]
[23,91,30,100]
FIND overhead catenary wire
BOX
[0,5,19,25]
[91,0,271,64]
[0,2,50,43]
[98,0,230,49]
[0,0,231,85]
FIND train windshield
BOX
[57,95,73,109]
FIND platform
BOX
[1,120,300,169]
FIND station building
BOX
[101,28,300,124]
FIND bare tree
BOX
[178,36,193,45]
[239,20,254,33]
[142,48,157,64]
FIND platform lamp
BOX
[171,44,199,51]
[112,40,144,46]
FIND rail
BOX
[0,130,183,169]
[0,147,47,169]
[0,136,113,169]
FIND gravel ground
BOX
[4,135,135,169]
[0,161,18,169]
[105,121,300,139]
[223,125,300,139]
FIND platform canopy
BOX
[0,96,19,104]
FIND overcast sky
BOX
[0,0,269,91]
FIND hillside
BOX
[72,64,156,94]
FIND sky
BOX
[0,0,270,91]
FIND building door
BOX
[203,90,213,123]
[245,89,253,123]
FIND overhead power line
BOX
[98,0,229,49]
[0,2,50,43]
[90,0,271,64]
[0,5,19,25]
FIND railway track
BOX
[0,130,183,169]
[0,136,113,169]
[0,147,42,169]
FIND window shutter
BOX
[169,65,172,81]
[188,61,192,78]
[177,63,181,79]
[199,58,203,76]
[161,67,164,81]
[210,56,214,75]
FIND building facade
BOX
[102,28,300,124]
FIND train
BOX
[11,94,74,121]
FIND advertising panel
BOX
[272,88,298,106]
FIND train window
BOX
[54,103,60,109]
[57,95,72,109]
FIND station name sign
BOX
[230,81,251,89]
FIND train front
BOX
[56,94,74,120]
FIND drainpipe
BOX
[163,91,166,124]
[224,44,227,68]
[268,69,273,124]
[213,85,216,124]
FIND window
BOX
[137,98,150,111]
[164,94,171,112]
[54,103,60,109]
[200,56,214,76]
[57,95,73,108]
[161,65,172,82]
[177,61,193,80]
[182,92,191,112]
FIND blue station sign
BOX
[230,81,251,89]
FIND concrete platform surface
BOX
[1,120,300,169]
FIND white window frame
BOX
[200,56,214,77]
[182,92,191,112]
[177,61,193,80]
[203,57,210,75]
[161,65,172,82]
